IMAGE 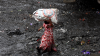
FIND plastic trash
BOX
[30,23,33,25]
[81,41,85,45]
[83,51,90,55]
[82,50,90,55]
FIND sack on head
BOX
[32,8,59,24]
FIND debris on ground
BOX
[7,29,23,36]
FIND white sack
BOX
[32,8,59,24]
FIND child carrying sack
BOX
[32,8,59,24]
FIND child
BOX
[36,19,57,54]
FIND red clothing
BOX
[39,23,57,52]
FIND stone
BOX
[32,38,37,40]
[28,41,37,44]
[60,51,64,55]
[75,37,79,41]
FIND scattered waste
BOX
[75,37,79,41]
[27,27,28,28]
[30,23,33,25]
[7,29,23,36]
[79,18,85,21]
[66,41,69,43]
[82,18,85,21]
[82,50,90,55]
[81,41,85,45]
[83,51,90,55]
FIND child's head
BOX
[44,21,49,24]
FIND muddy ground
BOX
[0,0,100,56]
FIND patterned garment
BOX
[39,23,57,52]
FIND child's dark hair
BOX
[44,21,49,24]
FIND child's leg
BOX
[41,48,47,54]
[36,46,47,54]
[36,46,40,53]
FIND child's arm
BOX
[38,26,43,31]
